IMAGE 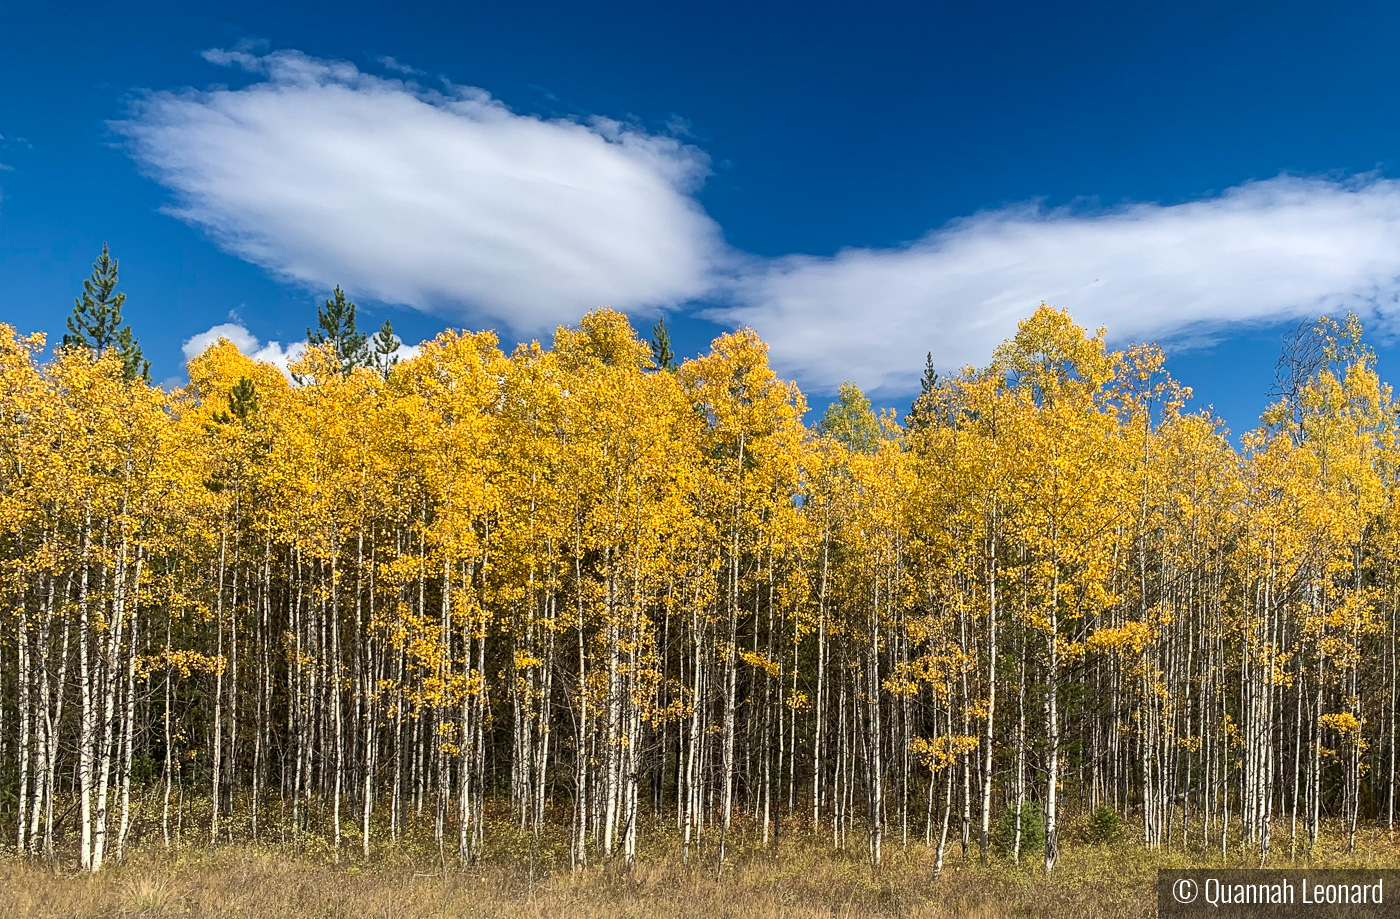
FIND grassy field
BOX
[6,818,1400,919]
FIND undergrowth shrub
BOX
[991,800,1045,857]
[1085,804,1124,845]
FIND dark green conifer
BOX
[905,351,942,432]
[650,316,677,372]
[213,376,260,426]
[372,319,401,377]
[307,286,371,376]
[63,243,150,382]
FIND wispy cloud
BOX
[376,55,423,77]
[716,175,1400,395]
[120,50,724,335]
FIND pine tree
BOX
[905,351,941,432]
[307,286,371,376]
[63,244,150,382]
[920,350,938,394]
[212,377,260,426]
[372,319,401,377]
[650,316,677,371]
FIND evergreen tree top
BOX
[372,319,401,378]
[650,316,677,372]
[63,243,150,382]
[905,351,942,433]
[307,286,372,376]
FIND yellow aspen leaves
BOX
[6,303,1400,870]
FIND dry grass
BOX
[0,846,1120,919]
[5,820,1400,919]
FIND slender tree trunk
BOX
[210,530,227,846]
[980,526,998,860]
[116,554,143,861]
[77,509,95,871]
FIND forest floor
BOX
[5,818,1400,919]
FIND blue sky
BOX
[5,0,1400,433]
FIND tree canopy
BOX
[3,299,1399,878]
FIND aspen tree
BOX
[8,302,1400,873]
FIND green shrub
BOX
[1085,804,1124,844]
[991,800,1045,857]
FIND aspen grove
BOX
[4,302,1400,875]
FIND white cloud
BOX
[716,175,1400,395]
[182,321,421,374]
[182,322,306,372]
[376,56,423,77]
[123,49,1400,400]
[120,50,724,335]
